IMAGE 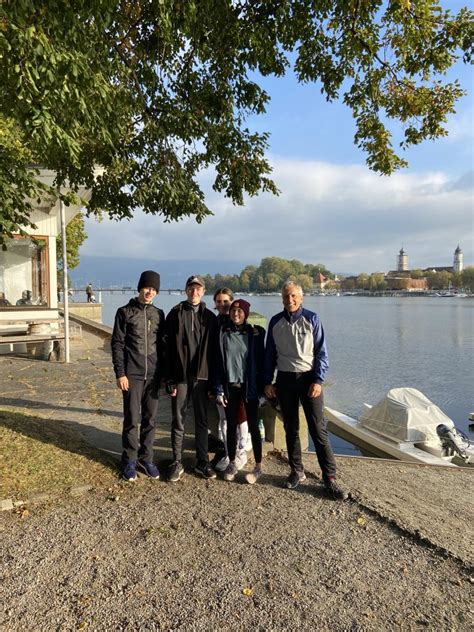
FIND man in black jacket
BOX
[164,275,217,481]
[112,270,165,482]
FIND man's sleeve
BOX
[156,308,166,380]
[212,326,226,396]
[311,314,329,384]
[255,326,266,396]
[163,310,176,383]
[111,308,126,378]
[263,316,278,385]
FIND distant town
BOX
[195,246,473,295]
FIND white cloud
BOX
[83,157,473,274]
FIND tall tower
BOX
[397,247,408,272]
[453,245,464,273]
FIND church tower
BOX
[453,245,463,273]
[397,247,408,272]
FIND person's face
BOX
[139,287,157,304]
[282,286,303,313]
[214,293,232,315]
[230,307,246,325]
[186,283,204,305]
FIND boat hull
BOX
[325,406,457,467]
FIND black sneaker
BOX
[324,478,348,501]
[194,463,217,479]
[121,461,137,482]
[168,461,185,483]
[137,460,160,479]
[285,470,306,489]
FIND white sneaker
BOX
[245,467,262,485]
[234,453,247,471]
[215,455,230,472]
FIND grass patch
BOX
[0,410,117,500]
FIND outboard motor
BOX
[437,424,469,462]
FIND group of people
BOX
[111,270,347,501]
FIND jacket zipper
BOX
[144,304,148,381]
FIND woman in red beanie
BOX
[214,299,266,484]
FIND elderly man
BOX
[264,282,347,500]
[165,275,217,482]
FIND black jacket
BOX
[164,301,217,383]
[111,298,165,381]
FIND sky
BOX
[82,8,473,276]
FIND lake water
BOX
[87,291,474,456]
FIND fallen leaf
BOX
[242,587,253,596]
[357,516,366,526]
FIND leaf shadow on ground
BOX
[0,410,119,498]
[0,396,123,418]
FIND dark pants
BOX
[171,378,209,466]
[276,371,336,480]
[225,385,262,464]
[122,378,159,464]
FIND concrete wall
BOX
[61,302,103,322]
[260,402,309,452]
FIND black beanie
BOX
[137,270,160,293]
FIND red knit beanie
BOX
[230,299,250,320]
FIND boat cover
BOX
[360,388,454,443]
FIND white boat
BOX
[325,388,473,467]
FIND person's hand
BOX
[116,376,129,391]
[166,382,177,397]
[216,394,227,407]
[264,385,276,399]
[308,383,322,398]
[258,396,266,408]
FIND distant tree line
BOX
[201,260,474,294]
[200,257,334,293]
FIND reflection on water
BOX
[99,292,473,456]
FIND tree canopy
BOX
[1,1,472,240]
[56,212,87,272]
[201,256,333,292]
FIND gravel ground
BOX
[1,454,472,632]
[1,333,472,630]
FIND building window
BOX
[0,236,50,308]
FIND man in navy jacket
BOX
[264,282,347,500]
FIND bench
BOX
[0,333,65,345]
